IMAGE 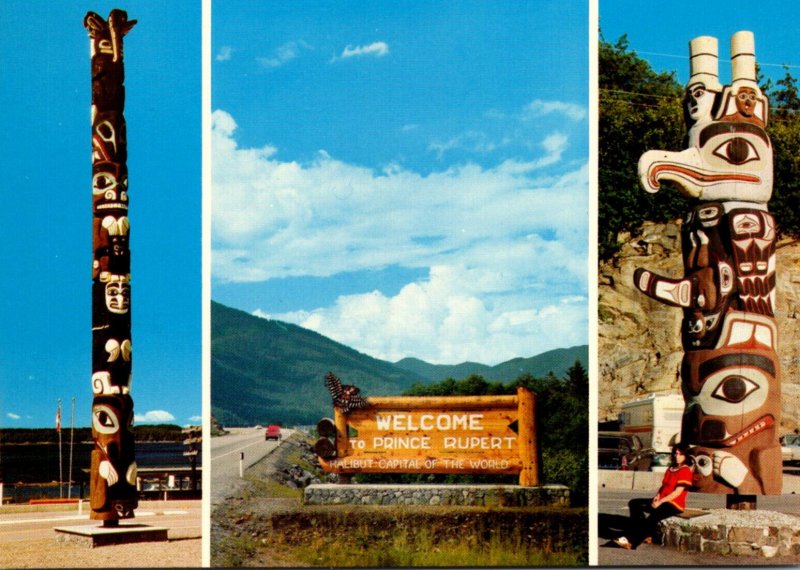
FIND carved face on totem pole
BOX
[633,31,782,495]
[86,10,138,521]
[90,394,137,517]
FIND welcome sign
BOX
[317,387,539,486]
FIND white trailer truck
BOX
[618,393,685,471]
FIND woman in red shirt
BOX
[614,442,693,550]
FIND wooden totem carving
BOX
[85,9,139,521]
[634,32,782,495]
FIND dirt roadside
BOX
[211,432,309,567]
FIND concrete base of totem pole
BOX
[303,483,570,507]
[54,523,168,547]
[658,509,800,557]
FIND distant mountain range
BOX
[211,301,587,426]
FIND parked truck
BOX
[618,393,685,471]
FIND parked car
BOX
[265,424,282,441]
[598,431,655,471]
[781,433,800,465]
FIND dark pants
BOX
[627,498,681,548]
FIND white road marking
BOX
[211,439,267,461]
[0,514,88,525]
[0,509,189,525]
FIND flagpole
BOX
[68,397,75,499]
[57,399,63,499]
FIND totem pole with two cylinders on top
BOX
[634,31,782,496]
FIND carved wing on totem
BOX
[84,10,137,39]
[324,372,369,414]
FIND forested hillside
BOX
[211,301,588,427]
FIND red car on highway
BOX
[265,425,282,440]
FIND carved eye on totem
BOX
[697,205,721,221]
[694,453,713,476]
[93,172,119,197]
[93,404,120,434]
[712,137,759,165]
[690,86,706,100]
[711,375,759,404]
[695,366,769,416]
[732,213,762,235]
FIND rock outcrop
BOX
[599,221,800,433]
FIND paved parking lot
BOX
[597,471,800,565]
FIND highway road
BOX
[210,426,293,506]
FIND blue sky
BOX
[212,1,589,366]
[0,1,201,428]
[601,0,800,87]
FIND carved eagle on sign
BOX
[324,372,369,413]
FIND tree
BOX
[565,359,588,396]
[598,34,686,259]
[766,66,800,238]
[773,68,800,117]
[399,368,589,505]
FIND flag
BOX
[56,402,61,432]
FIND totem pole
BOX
[634,32,782,496]
[85,9,139,522]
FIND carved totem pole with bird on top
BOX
[85,9,139,522]
[634,31,782,495]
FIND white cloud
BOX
[428,130,506,159]
[335,41,389,61]
[187,415,202,423]
[258,41,310,68]
[271,268,587,364]
[213,109,588,363]
[216,46,233,62]
[213,110,586,283]
[7,412,20,420]
[523,99,587,121]
[427,99,583,160]
[135,410,176,424]
[529,132,569,168]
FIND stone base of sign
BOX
[54,524,168,547]
[658,509,800,557]
[303,483,570,507]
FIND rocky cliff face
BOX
[598,221,800,433]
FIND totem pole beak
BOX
[638,147,707,198]
[639,121,772,202]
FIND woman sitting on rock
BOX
[614,442,693,550]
